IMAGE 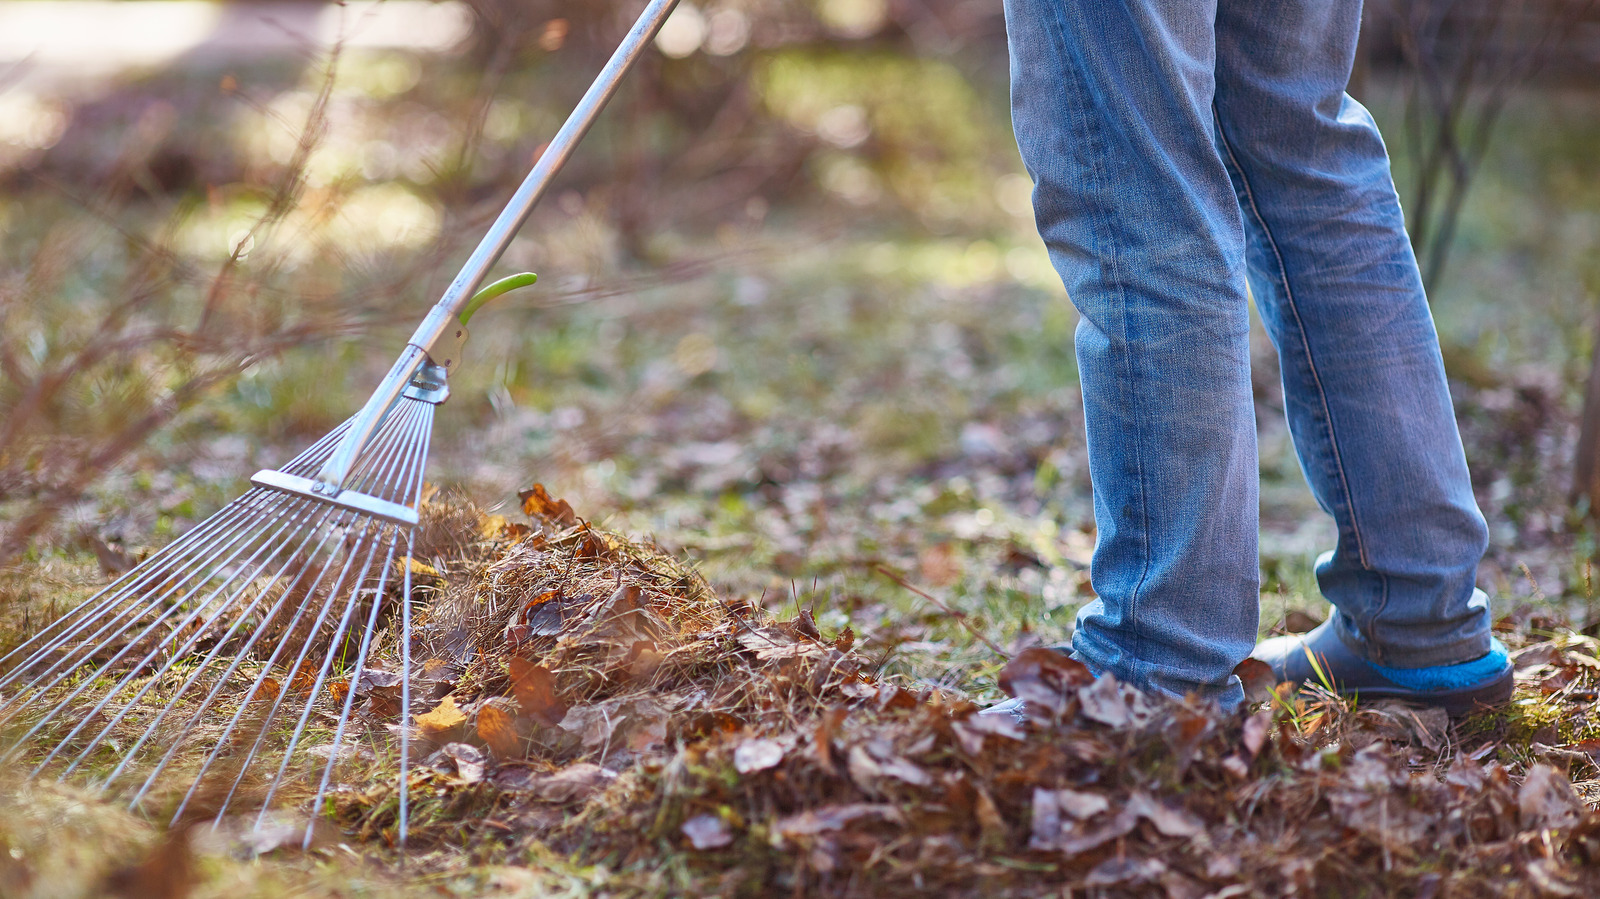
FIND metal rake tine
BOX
[253,522,389,822]
[209,404,425,819]
[23,498,342,772]
[179,406,428,821]
[161,516,375,821]
[0,423,354,678]
[72,500,350,785]
[253,409,428,821]
[3,493,315,725]
[0,417,356,678]
[0,491,307,699]
[0,490,285,690]
[129,506,360,810]
[344,400,427,501]
[300,403,432,845]
[398,530,415,848]
[2,404,411,697]
[130,404,426,804]
[303,535,399,849]
[0,497,315,762]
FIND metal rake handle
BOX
[316,0,682,491]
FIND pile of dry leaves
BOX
[308,488,1600,897]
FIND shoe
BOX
[1250,619,1512,716]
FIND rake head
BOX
[0,387,437,846]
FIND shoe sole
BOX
[1316,669,1514,718]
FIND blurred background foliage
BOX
[1,0,1599,680]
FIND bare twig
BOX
[873,565,1007,657]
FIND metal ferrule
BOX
[401,359,451,405]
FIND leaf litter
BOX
[283,487,1600,896]
[11,485,1600,897]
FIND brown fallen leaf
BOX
[1519,763,1585,830]
[1127,791,1203,837]
[1085,856,1166,889]
[1241,708,1272,758]
[1077,674,1129,727]
[441,742,486,783]
[519,588,567,637]
[1233,657,1278,703]
[509,657,568,726]
[519,483,577,526]
[526,763,617,802]
[682,813,734,850]
[815,706,847,768]
[772,804,903,840]
[623,640,664,680]
[998,647,1093,718]
[478,703,523,759]
[1054,788,1110,820]
[558,697,670,756]
[734,737,786,774]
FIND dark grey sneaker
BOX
[1250,620,1512,716]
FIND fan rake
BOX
[0,0,682,847]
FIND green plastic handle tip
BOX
[460,272,538,325]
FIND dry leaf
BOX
[1055,789,1110,820]
[519,483,578,526]
[1085,857,1166,888]
[1077,674,1129,727]
[478,703,523,759]
[441,742,486,783]
[520,588,567,638]
[103,827,193,899]
[772,804,902,840]
[918,542,961,587]
[1519,764,1585,830]
[734,738,786,774]
[623,641,664,680]
[998,647,1093,718]
[682,813,734,850]
[558,697,670,756]
[250,677,281,703]
[1127,791,1203,837]
[510,657,568,726]
[415,695,468,740]
[815,706,847,768]
[494,762,618,802]
[1233,657,1277,703]
[1241,708,1272,758]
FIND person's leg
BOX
[1211,0,1496,668]
[1002,0,1254,705]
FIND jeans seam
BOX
[1213,110,1391,657]
[1046,3,1153,683]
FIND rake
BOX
[0,0,682,847]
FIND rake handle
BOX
[317,0,683,490]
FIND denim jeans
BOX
[1003,0,1492,706]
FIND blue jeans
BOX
[1004,0,1492,706]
